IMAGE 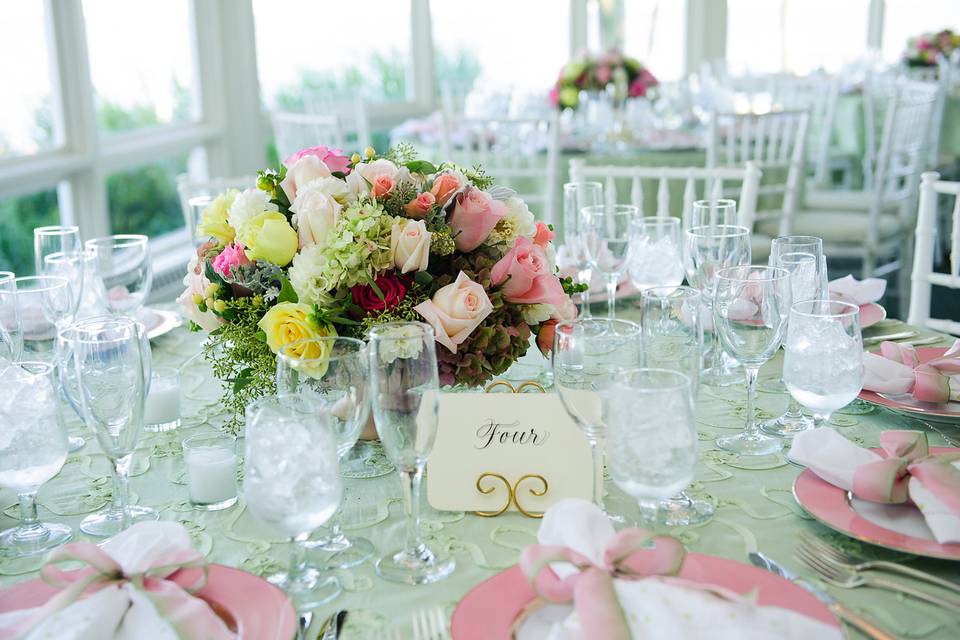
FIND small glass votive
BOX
[144,367,182,432]
[183,434,238,511]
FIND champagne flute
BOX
[244,393,343,607]
[627,216,684,292]
[33,226,81,276]
[563,182,603,318]
[713,266,792,456]
[85,235,153,315]
[581,204,638,319]
[553,318,642,522]
[368,322,454,585]
[784,300,863,427]
[0,361,72,557]
[276,336,376,569]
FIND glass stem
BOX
[15,491,43,540]
[744,366,760,438]
[328,503,345,544]
[606,276,618,319]
[400,467,424,553]
[113,453,133,530]
[784,395,805,419]
[813,412,831,427]
[589,435,606,512]
[578,268,592,319]
[288,534,307,581]
[709,330,723,373]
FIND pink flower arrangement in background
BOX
[550,48,658,110]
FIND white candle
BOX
[185,445,237,506]
[144,379,181,427]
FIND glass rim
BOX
[631,215,680,226]
[367,320,434,341]
[610,367,693,393]
[776,251,817,265]
[4,361,56,377]
[85,234,149,249]
[245,392,323,419]
[640,285,700,301]
[691,198,736,208]
[563,181,603,191]
[43,249,93,264]
[685,224,750,238]
[789,299,860,319]
[33,225,79,237]
[0,271,14,284]
[10,275,70,292]
[715,265,790,282]
[277,336,367,363]
[555,317,642,335]
[772,235,823,246]
[580,204,639,215]
[182,433,235,449]
[58,315,142,344]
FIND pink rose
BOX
[212,243,250,279]
[628,77,648,98]
[548,86,560,107]
[414,272,493,354]
[284,145,351,175]
[371,175,395,199]
[404,191,436,219]
[596,64,612,85]
[532,221,554,249]
[491,236,568,308]
[448,187,506,252]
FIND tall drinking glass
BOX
[34,226,81,276]
[0,361,72,557]
[368,322,454,585]
[784,300,863,426]
[563,182,604,318]
[0,272,21,367]
[276,336,376,569]
[581,204,637,318]
[687,198,737,230]
[627,216,684,291]
[86,235,152,315]
[42,250,92,318]
[683,225,751,386]
[606,369,699,526]
[553,318,643,522]
[244,394,343,607]
[713,266,791,456]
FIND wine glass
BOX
[563,182,604,319]
[33,226,81,276]
[368,322,454,585]
[581,204,638,318]
[627,216,684,292]
[60,316,158,536]
[638,286,712,525]
[0,272,21,367]
[683,224,751,387]
[0,361,72,557]
[553,318,642,522]
[42,250,97,319]
[784,300,863,427]
[687,198,737,230]
[606,369,699,526]
[276,336,376,569]
[713,266,792,456]
[244,393,343,607]
[85,235,152,315]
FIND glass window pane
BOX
[882,0,960,64]
[254,0,413,108]
[83,0,197,134]
[0,4,56,157]
[107,153,190,238]
[0,189,60,275]
[624,1,686,82]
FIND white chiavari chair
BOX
[303,91,371,151]
[176,174,257,240]
[269,111,345,161]
[909,172,960,335]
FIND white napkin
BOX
[828,275,886,306]
[863,352,915,395]
[531,499,842,640]
[789,428,960,544]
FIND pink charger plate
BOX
[450,554,840,639]
[0,564,296,639]
[793,447,960,561]
[858,347,960,421]
[859,302,887,328]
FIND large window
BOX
[881,0,960,63]
[623,0,686,82]
[0,189,60,275]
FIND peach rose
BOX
[532,221,554,248]
[371,175,395,199]
[414,272,493,353]
[430,173,462,206]
[448,187,506,252]
[390,218,431,273]
[491,236,567,307]
[404,191,436,219]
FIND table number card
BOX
[426,393,593,514]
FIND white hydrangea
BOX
[288,244,328,305]
[375,324,425,364]
[521,303,554,325]
[486,196,536,247]
[227,188,277,235]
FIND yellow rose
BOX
[197,190,238,245]
[259,302,337,377]
[239,211,298,266]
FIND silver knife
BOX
[862,331,918,345]
[747,552,896,640]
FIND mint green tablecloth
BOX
[2,308,959,639]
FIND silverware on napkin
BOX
[862,331,919,345]
[747,551,896,640]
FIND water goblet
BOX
[627,216,684,292]
[563,182,604,318]
[581,204,638,318]
[713,266,792,456]
[0,361,72,557]
[553,318,643,522]
[33,226,81,276]
[42,250,95,319]
[606,369,699,526]
[784,300,863,427]
[368,322,454,585]
[85,235,152,315]
[0,272,21,366]
[276,336,376,569]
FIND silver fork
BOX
[795,540,960,609]
[800,533,960,596]
[412,607,449,640]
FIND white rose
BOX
[290,177,346,249]
[279,155,332,202]
[356,158,399,184]
[390,219,431,273]
[345,169,369,203]
[228,188,277,236]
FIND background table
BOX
[2,306,959,639]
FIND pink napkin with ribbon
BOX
[864,340,960,403]
[789,428,960,544]
[518,499,841,640]
[828,274,886,305]
[0,522,236,640]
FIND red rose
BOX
[352,272,410,312]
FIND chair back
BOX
[270,111,345,161]
[909,171,960,335]
[303,92,371,151]
[176,174,257,240]
[771,74,841,187]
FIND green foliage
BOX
[383,142,418,165]
[560,275,589,295]
[0,190,59,274]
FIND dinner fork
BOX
[799,533,960,596]
[412,607,450,640]
[795,541,960,609]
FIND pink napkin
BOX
[828,274,886,306]
[864,340,960,403]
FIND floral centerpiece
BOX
[178,143,583,432]
[549,48,658,110]
[903,29,960,67]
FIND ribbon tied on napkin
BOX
[864,340,960,404]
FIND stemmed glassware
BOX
[85,235,152,315]
[244,393,343,607]
[34,226,81,276]
[627,216,685,292]
[687,198,738,229]
[276,336,376,569]
[562,182,604,319]
[59,316,158,536]
[638,286,713,525]
[581,204,638,319]
[553,318,643,522]
[784,300,863,427]
[0,272,21,366]
[368,322,454,585]
[606,369,699,526]
[0,361,72,557]
[713,266,792,456]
